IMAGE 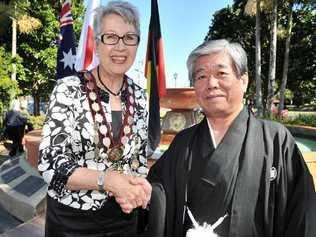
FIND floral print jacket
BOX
[38,75,148,210]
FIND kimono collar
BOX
[201,107,249,216]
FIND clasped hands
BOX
[104,170,152,214]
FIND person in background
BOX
[3,100,27,156]
[38,1,151,236]
[148,39,314,237]
[20,99,34,133]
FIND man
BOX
[3,100,28,156]
[147,39,314,237]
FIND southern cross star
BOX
[60,49,76,69]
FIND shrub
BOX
[262,114,316,127]
[0,77,20,127]
[286,114,316,127]
[28,115,45,129]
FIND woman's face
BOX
[96,13,138,77]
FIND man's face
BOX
[193,52,248,118]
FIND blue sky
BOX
[98,0,233,88]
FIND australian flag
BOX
[56,0,77,79]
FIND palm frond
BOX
[17,15,42,33]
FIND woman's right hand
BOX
[104,170,151,213]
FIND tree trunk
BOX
[33,94,40,116]
[11,17,17,81]
[255,0,263,117]
[279,3,293,115]
[266,0,278,116]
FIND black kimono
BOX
[148,108,314,237]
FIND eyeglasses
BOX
[97,33,140,46]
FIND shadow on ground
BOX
[0,202,22,235]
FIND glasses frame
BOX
[98,33,140,46]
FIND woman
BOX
[38,1,151,236]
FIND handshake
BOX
[104,170,152,214]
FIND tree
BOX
[266,0,278,116]
[0,0,41,81]
[278,1,294,114]
[245,0,263,116]
[0,46,20,123]
[286,3,315,106]
[205,0,315,111]
[0,0,84,115]
[205,2,262,107]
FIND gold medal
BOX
[123,125,131,135]
[108,147,124,161]
[121,136,128,144]
[95,113,103,123]
[92,102,100,112]
[99,125,107,135]
[128,116,133,125]
[103,137,111,147]
[89,91,97,101]
[131,158,140,170]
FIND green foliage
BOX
[0,77,20,127]
[266,114,316,127]
[17,0,83,102]
[0,46,21,126]
[1,0,84,112]
[205,0,316,107]
[28,115,45,129]
[0,46,11,79]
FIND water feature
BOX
[295,135,316,153]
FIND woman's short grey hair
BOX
[187,39,248,83]
[93,1,140,42]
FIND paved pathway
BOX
[0,202,21,236]
[0,143,45,237]
[0,215,44,237]
[0,145,23,235]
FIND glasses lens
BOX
[100,33,139,46]
[123,34,139,46]
[101,33,119,45]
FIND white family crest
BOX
[270,166,277,181]
[186,207,228,237]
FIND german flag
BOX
[145,0,166,156]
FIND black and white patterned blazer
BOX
[38,75,148,210]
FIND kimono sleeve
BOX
[278,130,314,236]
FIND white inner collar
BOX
[207,119,217,148]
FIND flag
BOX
[75,0,100,72]
[145,0,166,156]
[56,0,77,79]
